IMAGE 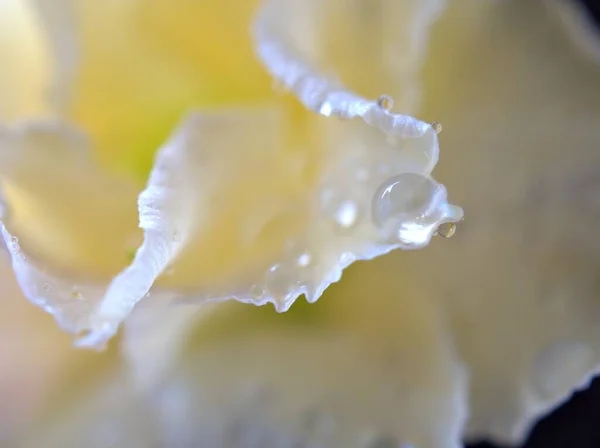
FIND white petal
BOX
[409,0,600,443]
[0,121,144,346]
[128,257,468,448]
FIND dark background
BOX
[466,378,600,447]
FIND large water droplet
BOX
[372,173,438,228]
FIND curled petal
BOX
[0,121,142,346]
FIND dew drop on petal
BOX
[296,253,312,267]
[377,94,394,111]
[334,200,358,229]
[431,121,443,134]
[372,173,438,229]
[437,221,457,238]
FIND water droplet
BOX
[372,174,438,229]
[266,264,293,303]
[437,221,457,238]
[11,236,18,244]
[43,283,51,292]
[377,95,394,111]
[249,284,265,299]
[71,290,83,300]
[297,253,312,267]
[334,200,358,229]
[431,121,443,134]
[172,231,181,243]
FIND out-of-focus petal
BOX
[36,256,467,448]
[0,0,53,120]
[0,256,72,442]
[407,0,600,443]
[255,0,445,114]
[52,0,273,178]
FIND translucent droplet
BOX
[437,221,457,238]
[11,236,18,244]
[172,231,181,243]
[71,290,83,300]
[334,200,358,229]
[265,264,293,303]
[377,95,394,111]
[297,253,312,267]
[249,284,265,299]
[372,173,438,228]
[431,121,443,134]
[43,283,51,292]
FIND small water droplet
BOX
[377,95,394,111]
[431,121,443,134]
[172,231,181,243]
[11,236,18,244]
[437,221,457,238]
[372,173,438,229]
[249,284,265,299]
[71,290,83,300]
[43,283,51,292]
[334,200,358,229]
[297,253,312,267]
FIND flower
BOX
[3,0,600,447]
[0,0,460,349]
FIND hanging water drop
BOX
[431,121,443,134]
[437,221,457,238]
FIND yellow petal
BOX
[64,0,273,179]
[0,0,52,120]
